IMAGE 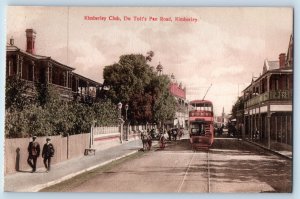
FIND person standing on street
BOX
[42,138,55,172]
[27,135,40,173]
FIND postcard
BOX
[4,6,293,193]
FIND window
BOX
[276,79,279,90]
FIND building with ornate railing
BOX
[242,35,293,148]
[6,29,102,102]
[169,73,189,129]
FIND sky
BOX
[6,7,293,115]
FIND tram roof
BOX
[189,100,213,104]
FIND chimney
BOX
[279,53,286,68]
[25,29,36,54]
[9,37,14,45]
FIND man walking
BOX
[42,138,55,172]
[27,135,40,173]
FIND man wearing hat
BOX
[27,135,41,173]
[42,138,55,172]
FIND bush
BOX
[5,81,119,138]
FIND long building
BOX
[241,35,293,148]
[6,29,102,102]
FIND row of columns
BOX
[9,54,99,99]
[246,112,271,148]
[9,55,36,82]
[7,55,37,82]
[273,115,291,145]
[46,64,93,96]
[245,111,292,148]
[46,63,73,88]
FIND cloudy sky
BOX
[6,7,293,115]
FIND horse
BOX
[171,128,178,141]
[159,133,166,149]
[177,129,184,140]
[141,132,152,151]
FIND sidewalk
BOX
[4,139,144,192]
[244,139,292,160]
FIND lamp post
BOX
[118,102,122,118]
[125,104,129,120]
[117,102,123,143]
[125,104,129,141]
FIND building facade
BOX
[242,35,293,147]
[6,29,102,102]
[169,74,189,129]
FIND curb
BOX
[27,150,139,192]
[244,140,292,161]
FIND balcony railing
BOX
[245,90,292,108]
[51,84,73,99]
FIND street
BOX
[41,136,292,193]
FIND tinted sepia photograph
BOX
[4,6,293,192]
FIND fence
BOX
[5,124,157,175]
[91,125,148,146]
[4,134,90,175]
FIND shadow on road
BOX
[151,138,292,192]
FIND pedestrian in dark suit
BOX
[27,135,40,173]
[42,138,55,172]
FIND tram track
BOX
[177,148,211,193]
[207,149,211,193]
[177,152,195,192]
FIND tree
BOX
[5,75,32,111]
[92,100,119,126]
[231,97,244,120]
[152,75,177,125]
[35,83,60,107]
[103,54,154,123]
[5,107,30,138]
[130,92,154,124]
[103,53,176,125]
[103,54,154,103]
[146,51,154,62]
[5,75,36,138]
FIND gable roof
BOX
[262,59,279,74]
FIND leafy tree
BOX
[103,53,176,125]
[5,75,32,111]
[146,51,154,62]
[153,78,177,125]
[231,97,244,119]
[103,54,154,103]
[92,100,119,126]
[5,108,29,138]
[130,92,153,124]
[35,83,60,106]
[26,104,52,137]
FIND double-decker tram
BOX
[189,100,214,150]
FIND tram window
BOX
[191,128,199,134]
